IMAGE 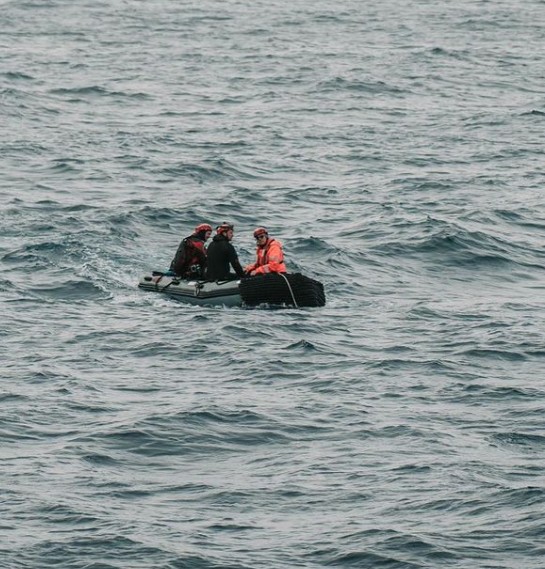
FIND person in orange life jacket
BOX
[169,223,212,278]
[205,222,245,281]
[244,227,287,276]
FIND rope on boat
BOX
[279,273,298,308]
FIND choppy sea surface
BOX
[2,0,545,567]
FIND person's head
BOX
[216,222,235,241]
[253,227,269,246]
[194,223,213,241]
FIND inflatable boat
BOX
[138,271,326,308]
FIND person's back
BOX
[206,223,245,281]
[169,223,212,278]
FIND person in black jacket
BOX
[206,222,245,281]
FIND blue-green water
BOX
[1,1,545,567]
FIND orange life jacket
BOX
[247,238,287,275]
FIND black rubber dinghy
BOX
[239,273,326,307]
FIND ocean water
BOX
[1,0,545,567]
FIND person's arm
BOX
[228,245,245,277]
[244,261,257,273]
[194,242,207,266]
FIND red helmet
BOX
[195,223,212,233]
[216,222,235,235]
[253,227,268,239]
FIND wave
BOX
[26,278,111,301]
[2,70,35,81]
[521,109,545,117]
[317,76,405,95]
[367,216,545,271]
[491,432,545,450]
[153,156,272,182]
[49,85,152,101]
[75,409,294,457]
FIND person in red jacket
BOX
[169,223,212,278]
[244,227,287,276]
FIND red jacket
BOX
[246,238,287,275]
